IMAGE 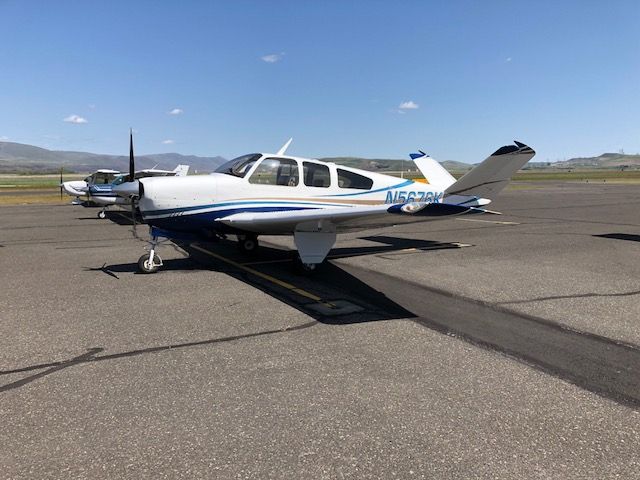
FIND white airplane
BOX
[114,137,535,273]
[63,165,189,218]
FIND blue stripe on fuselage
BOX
[143,200,347,217]
[144,205,317,233]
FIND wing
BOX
[216,202,488,234]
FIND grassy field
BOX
[0,174,86,189]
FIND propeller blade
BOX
[59,167,63,200]
[129,129,135,182]
[130,197,138,238]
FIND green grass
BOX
[511,170,640,182]
[0,174,86,189]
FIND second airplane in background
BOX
[63,164,189,218]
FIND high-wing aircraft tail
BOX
[444,141,535,200]
[410,151,457,190]
[173,164,190,176]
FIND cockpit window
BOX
[303,162,330,188]
[215,154,262,178]
[249,158,299,186]
[92,172,119,185]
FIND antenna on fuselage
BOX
[276,138,293,156]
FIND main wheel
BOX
[237,235,259,254]
[294,257,318,275]
[97,210,106,219]
[137,253,162,274]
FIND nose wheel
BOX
[97,209,107,219]
[137,231,164,274]
[138,253,162,274]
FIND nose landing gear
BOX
[137,230,163,274]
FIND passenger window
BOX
[337,169,373,190]
[303,162,330,188]
[248,158,299,186]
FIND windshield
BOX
[215,154,262,178]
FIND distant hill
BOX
[0,141,227,173]
[2,140,637,174]
[525,153,640,170]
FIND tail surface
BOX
[410,151,456,190]
[173,164,190,176]
[444,141,535,200]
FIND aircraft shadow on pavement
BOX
[7,235,640,409]
[90,235,464,325]
[594,233,640,243]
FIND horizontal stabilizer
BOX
[173,164,190,176]
[445,141,535,199]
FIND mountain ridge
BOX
[1,141,638,174]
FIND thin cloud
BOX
[161,139,175,144]
[261,52,284,63]
[398,101,419,110]
[506,57,512,62]
[64,114,88,124]
[168,108,183,115]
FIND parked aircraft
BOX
[113,137,535,273]
[62,165,189,218]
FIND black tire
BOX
[237,235,259,253]
[294,256,318,275]
[137,253,161,274]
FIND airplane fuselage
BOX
[137,154,446,235]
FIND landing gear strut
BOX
[237,234,259,254]
[138,232,163,274]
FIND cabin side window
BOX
[248,158,299,186]
[303,162,330,188]
[337,169,373,190]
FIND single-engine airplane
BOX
[63,164,189,218]
[113,135,535,273]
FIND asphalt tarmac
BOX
[1,182,639,479]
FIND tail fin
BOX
[445,141,535,199]
[410,151,456,189]
[173,164,190,176]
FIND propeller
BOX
[128,129,138,238]
[128,128,135,182]
[59,167,63,200]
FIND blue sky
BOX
[0,0,638,163]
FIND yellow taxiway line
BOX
[456,218,520,225]
[191,243,334,307]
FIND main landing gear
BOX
[294,256,318,275]
[137,232,163,274]
[237,234,259,254]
